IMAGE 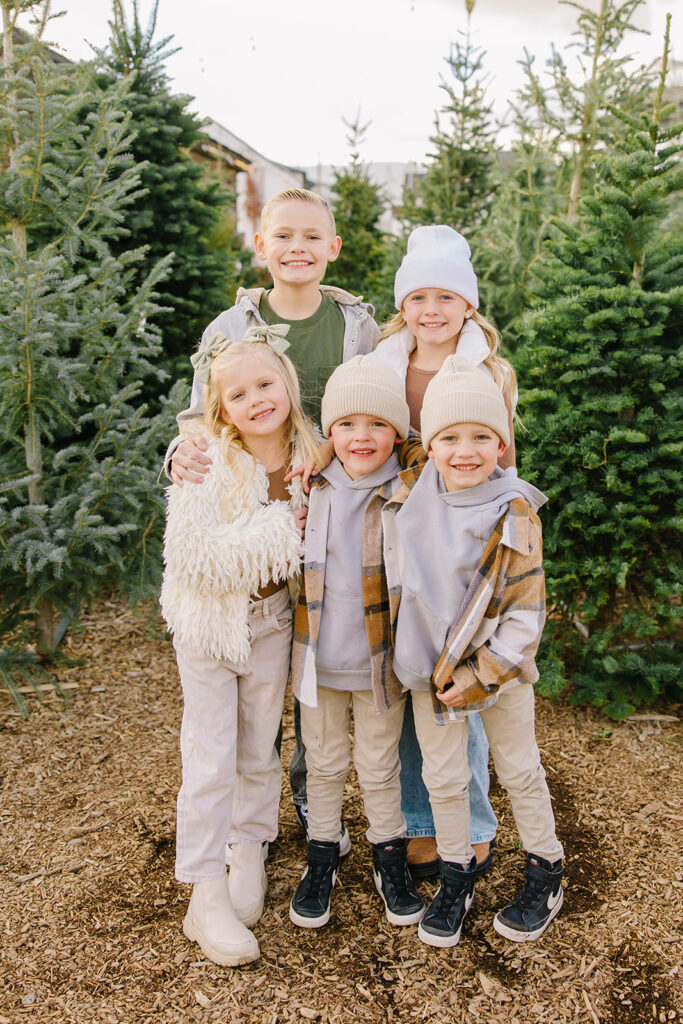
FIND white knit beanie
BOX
[321,356,410,440]
[420,356,510,450]
[394,225,479,310]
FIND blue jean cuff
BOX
[470,831,497,844]
[405,829,436,839]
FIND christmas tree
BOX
[0,1,179,682]
[516,21,682,716]
[94,0,252,391]
[329,116,386,301]
[401,0,496,233]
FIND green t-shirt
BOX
[260,290,344,425]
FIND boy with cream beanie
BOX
[383,355,565,948]
[289,356,424,931]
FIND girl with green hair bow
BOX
[160,328,321,968]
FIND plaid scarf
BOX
[384,465,546,725]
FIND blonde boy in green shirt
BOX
[167,188,379,482]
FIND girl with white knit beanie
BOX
[161,326,321,967]
[368,224,517,881]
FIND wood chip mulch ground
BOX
[1,600,681,1024]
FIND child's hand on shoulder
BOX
[171,434,212,487]
[292,506,308,539]
[285,439,334,493]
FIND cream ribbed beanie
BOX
[420,356,510,449]
[321,355,410,440]
[394,225,479,310]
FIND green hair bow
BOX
[190,324,291,385]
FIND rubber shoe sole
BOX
[417,889,475,948]
[493,887,563,942]
[182,912,260,966]
[288,901,332,929]
[373,869,424,926]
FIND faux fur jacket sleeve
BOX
[160,438,303,662]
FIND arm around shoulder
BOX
[163,455,302,596]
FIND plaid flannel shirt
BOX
[383,460,546,725]
[290,474,403,715]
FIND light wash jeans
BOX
[399,692,497,845]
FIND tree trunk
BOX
[5,7,54,652]
[567,0,607,221]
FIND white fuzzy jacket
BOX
[160,436,305,663]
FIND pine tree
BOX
[329,115,386,300]
[478,0,658,343]
[514,0,656,220]
[370,229,412,329]
[94,0,251,390]
[476,140,566,348]
[515,22,682,717]
[401,0,496,233]
[0,1,179,672]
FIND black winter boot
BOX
[418,856,476,947]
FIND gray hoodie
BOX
[388,461,547,691]
[315,455,401,691]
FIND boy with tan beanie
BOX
[383,355,565,948]
[289,356,424,930]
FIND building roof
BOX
[201,120,305,178]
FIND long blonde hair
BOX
[198,341,322,513]
[379,308,517,407]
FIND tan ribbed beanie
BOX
[321,355,410,440]
[420,355,510,449]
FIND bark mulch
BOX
[1,600,681,1024]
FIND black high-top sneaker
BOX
[493,853,563,942]
[372,838,425,925]
[418,856,477,947]
[289,840,340,928]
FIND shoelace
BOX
[383,859,413,898]
[302,858,333,898]
[433,874,470,912]
[515,873,550,911]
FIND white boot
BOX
[183,874,259,967]
[228,843,268,927]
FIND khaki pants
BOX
[412,683,563,864]
[302,688,407,845]
[174,588,292,882]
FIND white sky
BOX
[29,0,682,169]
